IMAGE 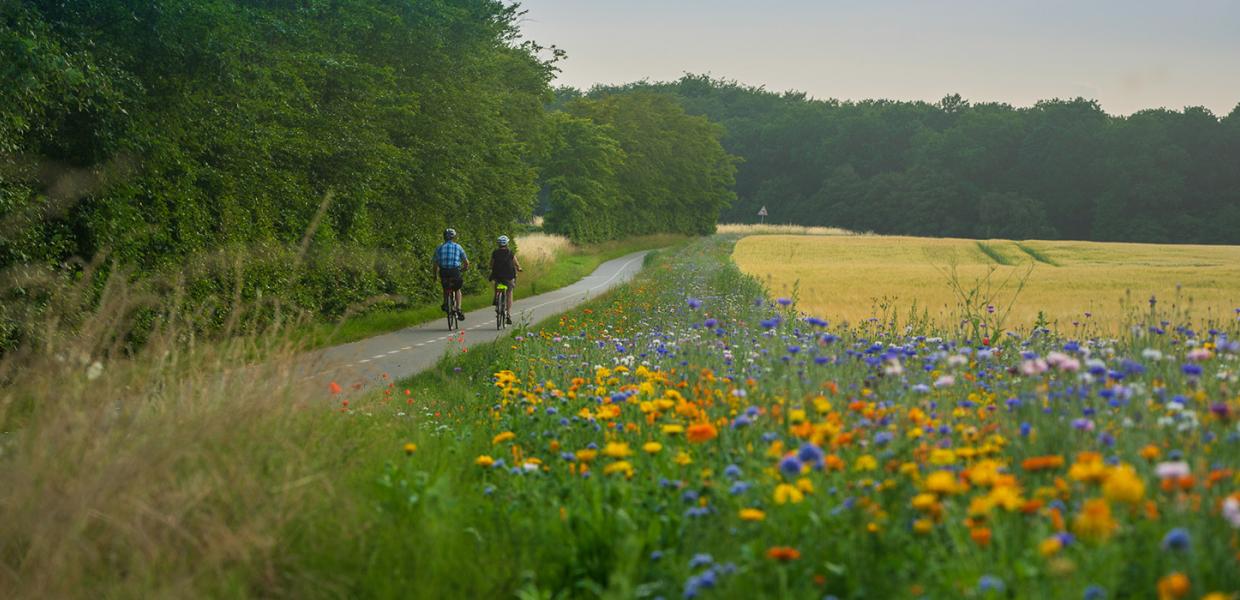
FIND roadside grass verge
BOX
[300,233,687,348]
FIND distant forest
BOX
[591,76,1240,244]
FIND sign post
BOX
[757,205,768,224]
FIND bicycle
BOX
[446,289,459,331]
[494,282,511,330]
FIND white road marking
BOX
[359,359,370,363]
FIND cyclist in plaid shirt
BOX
[432,228,470,320]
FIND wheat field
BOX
[732,235,1240,332]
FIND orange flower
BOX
[970,527,992,547]
[766,546,801,562]
[686,422,719,443]
[1157,572,1190,600]
[328,381,343,394]
[1021,455,1065,471]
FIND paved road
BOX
[290,250,651,397]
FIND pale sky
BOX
[515,0,1240,116]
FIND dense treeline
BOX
[1,0,553,333]
[601,75,1240,244]
[539,92,735,242]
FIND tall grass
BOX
[0,260,367,597]
[514,232,571,265]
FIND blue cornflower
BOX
[778,455,803,477]
[1161,527,1190,551]
[688,553,713,569]
[977,575,1005,594]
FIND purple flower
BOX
[687,297,702,309]
[776,297,792,306]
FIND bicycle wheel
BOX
[447,295,457,330]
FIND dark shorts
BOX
[439,267,463,291]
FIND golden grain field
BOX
[732,235,1240,331]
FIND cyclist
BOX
[489,235,522,325]
[432,228,469,321]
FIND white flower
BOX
[933,375,955,388]
[1154,461,1190,479]
[85,361,104,381]
[947,354,968,367]
[1223,497,1240,528]
[883,359,904,376]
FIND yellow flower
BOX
[986,485,1025,511]
[603,461,634,477]
[1039,537,1062,557]
[739,508,766,521]
[913,518,934,534]
[403,442,417,455]
[1102,464,1145,504]
[1072,498,1118,541]
[492,431,516,445]
[796,477,815,494]
[854,454,878,472]
[642,442,663,454]
[968,460,1002,487]
[662,424,685,435]
[675,451,693,466]
[968,496,994,516]
[911,493,938,511]
[925,471,962,495]
[774,483,805,505]
[576,449,598,463]
[475,455,495,467]
[602,442,632,458]
[1068,452,1108,483]
[929,448,956,465]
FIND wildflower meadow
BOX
[340,236,1240,598]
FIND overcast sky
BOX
[515,0,1240,116]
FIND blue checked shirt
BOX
[433,241,467,269]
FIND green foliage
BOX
[598,75,1240,244]
[0,0,560,345]
[540,92,737,243]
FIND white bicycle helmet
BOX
[497,235,509,246]
[444,228,457,240]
